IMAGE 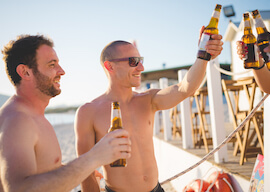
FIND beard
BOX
[33,69,61,97]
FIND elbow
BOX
[258,86,270,94]
[262,89,270,94]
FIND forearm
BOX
[81,173,100,192]
[253,65,270,93]
[180,58,208,97]
[6,152,98,192]
[152,58,208,111]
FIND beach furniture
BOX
[170,105,182,139]
[191,87,212,153]
[222,77,264,165]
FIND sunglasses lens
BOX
[129,57,137,67]
[129,57,143,67]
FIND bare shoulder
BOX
[132,89,162,111]
[0,96,38,133]
[0,109,38,138]
[133,89,161,105]
[133,89,160,98]
[75,94,110,131]
[76,94,107,119]
[0,105,40,190]
[0,108,38,162]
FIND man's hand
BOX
[198,26,223,60]
[90,129,131,166]
[263,44,270,52]
[207,34,223,60]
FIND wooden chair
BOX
[170,105,182,139]
[221,77,264,165]
[190,87,212,153]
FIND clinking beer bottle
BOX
[251,9,270,70]
[197,4,222,61]
[108,101,126,167]
[242,13,260,69]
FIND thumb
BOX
[198,26,205,46]
[264,45,270,52]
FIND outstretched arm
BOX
[236,41,270,93]
[152,27,223,111]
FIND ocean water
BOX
[45,112,75,126]
[44,97,230,127]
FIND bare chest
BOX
[94,99,155,142]
[34,120,62,173]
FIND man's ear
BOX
[104,61,113,72]
[16,64,31,80]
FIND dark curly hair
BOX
[2,34,54,86]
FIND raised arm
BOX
[236,41,270,93]
[152,28,223,111]
[0,114,131,192]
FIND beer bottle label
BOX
[255,19,265,28]
[212,11,220,18]
[198,33,210,51]
[243,43,259,62]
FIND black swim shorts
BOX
[105,182,165,192]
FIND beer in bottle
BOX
[251,9,270,70]
[242,13,260,69]
[108,101,126,167]
[197,4,222,61]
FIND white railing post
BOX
[151,82,161,136]
[264,94,270,191]
[178,70,193,149]
[207,58,228,163]
[159,78,172,141]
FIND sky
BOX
[0,0,269,108]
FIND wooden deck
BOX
[156,122,261,181]
[168,137,256,181]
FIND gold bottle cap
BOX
[216,4,222,10]
[251,9,259,16]
[112,101,120,108]
[243,13,250,19]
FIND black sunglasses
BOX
[108,57,144,67]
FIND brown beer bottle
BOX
[251,9,270,70]
[197,4,222,61]
[242,13,260,69]
[108,101,126,167]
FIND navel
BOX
[143,175,148,181]
[54,157,60,164]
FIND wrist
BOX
[253,63,265,70]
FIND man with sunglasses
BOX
[75,26,223,192]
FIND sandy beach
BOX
[54,123,177,192]
[54,123,81,192]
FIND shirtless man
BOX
[0,35,131,192]
[236,42,270,93]
[75,27,223,192]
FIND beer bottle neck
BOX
[110,108,123,127]
[244,27,253,35]
[244,20,253,35]
[206,10,220,29]
[254,17,268,35]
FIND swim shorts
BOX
[105,182,165,192]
